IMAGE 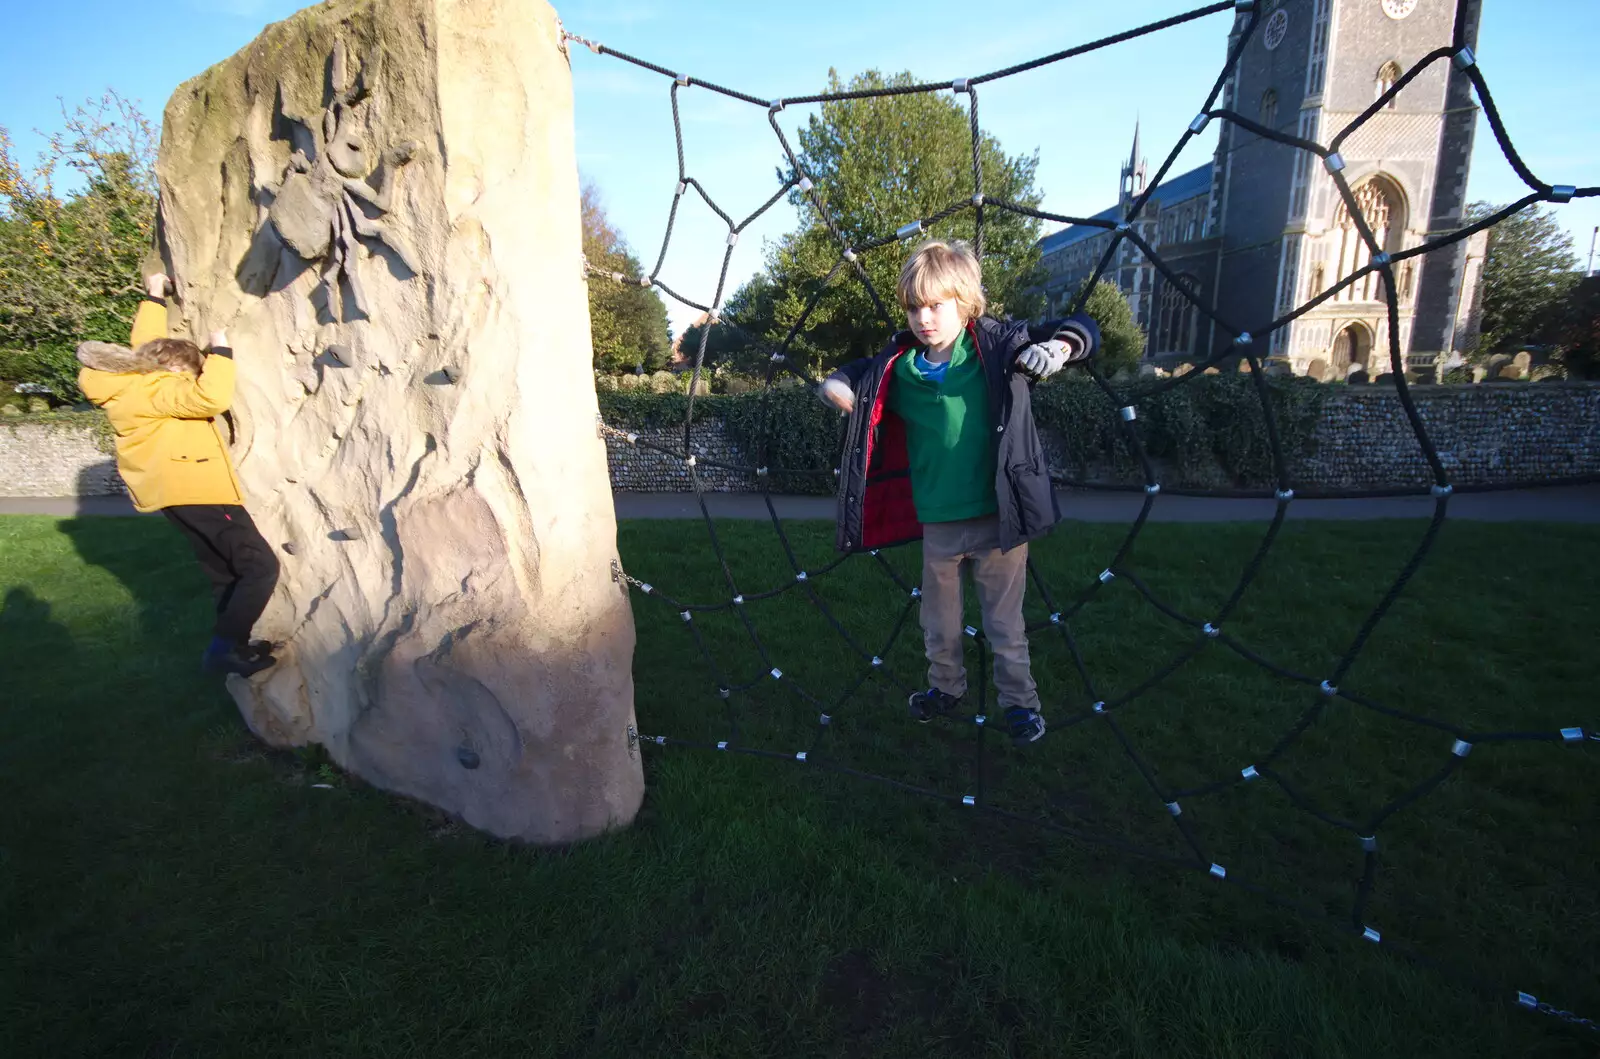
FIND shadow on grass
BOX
[0,586,78,683]
[56,459,214,657]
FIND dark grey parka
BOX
[825,312,1100,554]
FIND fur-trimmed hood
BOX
[77,340,166,375]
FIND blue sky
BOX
[3,0,1595,336]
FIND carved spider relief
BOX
[259,39,421,321]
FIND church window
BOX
[1377,61,1403,108]
[1259,89,1279,130]
[1309,263,1326,300]
[1306,0,1332,96]
[1156,274,1200,355]
[1401,262,1415,299]
[1288,110,1321,220]
[1333,177,1404,302]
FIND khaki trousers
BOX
[919,516,1039,711]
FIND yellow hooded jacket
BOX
[77,300,245,513]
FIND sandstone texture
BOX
[154,0,643,842]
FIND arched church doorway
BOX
[1330,323,1372,374]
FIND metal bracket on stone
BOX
[627,724,639,759]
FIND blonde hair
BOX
[896,240,986,322]
[138,338,206,376]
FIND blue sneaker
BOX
[908,688,962,723]
[201,636,276,677]
[1005,705,1046,745]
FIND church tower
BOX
[1208,0,1483,379]
[1116,122,1155,334]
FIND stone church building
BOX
[1037,0,1487,380]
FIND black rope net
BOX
[565,0,1598,1035]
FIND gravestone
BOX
[153,0,644,843]
[1307,357,1330,383]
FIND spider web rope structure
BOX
[566,0,1598,1035]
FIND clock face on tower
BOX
[1382,0,1419,18]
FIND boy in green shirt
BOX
[821,241,1099,744]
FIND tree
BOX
[0,94,157,402]
[1079,280,1144,375]
[582,182,671,373]
[1468,201,1579,354]
[676,273,780,375]
[729,70,1046,377]
[1555,274,1600,379]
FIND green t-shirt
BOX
[886,330,998,523]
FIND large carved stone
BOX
[154,0,644,843]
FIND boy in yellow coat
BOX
[77,273,280,677]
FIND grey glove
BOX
[1014,340,1070,382]
[1015,327,1091,382]
[818,377,855,414]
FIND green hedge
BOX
[598,375,1327,494]
[598,386,846,494]
[1033,373,1327,488]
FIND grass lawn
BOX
[2,511,1597,1058]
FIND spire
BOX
[1119,117,1148,205]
